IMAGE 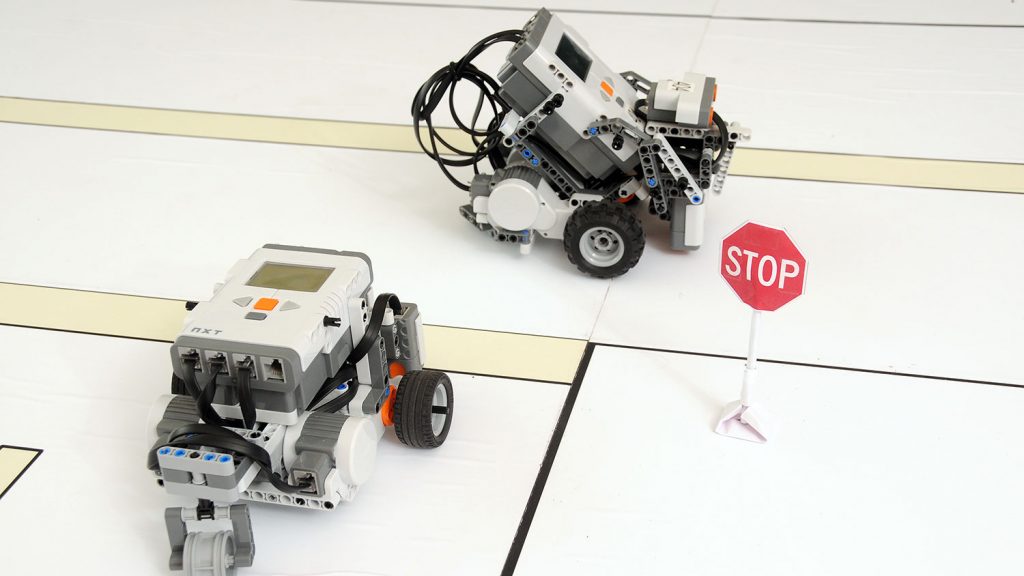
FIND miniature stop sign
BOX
[721,222,806,311]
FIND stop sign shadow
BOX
[720,222,808,312]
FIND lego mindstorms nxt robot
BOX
[413,8,750,277]
[146,245,453,574]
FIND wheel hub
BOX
[579,226,625,267]
[431,384,448,436]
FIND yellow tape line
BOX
[1,96,1021,194]
[728,148,1024,194]
[0,283,584,384]
[0,96,445,153]
[0,446,42,498]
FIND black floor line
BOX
[501,342,595,575]
[435,367,569,386]
[0,446,43,500]
[0,322,171,345]
[427,322,586,343]
[301,0,1024,29]
[594,341,1024,390]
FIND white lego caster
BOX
[183,530,236,576]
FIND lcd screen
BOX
[555,34,592,81]
[246,262,334,292]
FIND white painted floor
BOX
[0,326,567,576]
[0,123,612,340]
[4,121,1020,383]
[1,2,1022,574]
[592,175,1024,385]
[3,1,1019,160]
[516,345,1024,576]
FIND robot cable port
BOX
[158,294,405,492]
[411,29,524,191]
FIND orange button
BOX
[600,80,614,97]
[254,298,278,311]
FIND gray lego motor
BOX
[413,8,750,277]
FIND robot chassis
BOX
[146,245,454,575]
[416,9,750,277]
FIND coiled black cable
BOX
[411,29,524,191]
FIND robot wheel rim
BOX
[431,383,448,436]
[579,226,625,268]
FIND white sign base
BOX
[715,401,773,443]
[715,310,776,443]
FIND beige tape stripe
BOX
[0,446,42,497]
[728,148,1024,194]
[0,96,444,153]
[0,283,584,384]
[1,96,1021,194]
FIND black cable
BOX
[349,293,402,363]
[712,111,730,169]
[159,424,312,494]
[236,358,257,430]
[411,29,524,191]
[307,364,358,412]
[308,293,403,413]
[182,357,228,427]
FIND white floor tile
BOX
[516,344,1024,576]
[0,325,567,576]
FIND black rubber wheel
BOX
[563,201,645,278]
[393,370,453,448]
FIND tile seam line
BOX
[2,95,1022,168]
[299,0,1024,28]
[592,341,1024,390]
[501,341,596,575]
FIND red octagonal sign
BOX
[721,222,806,312]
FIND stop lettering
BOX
[721,222,806,311]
